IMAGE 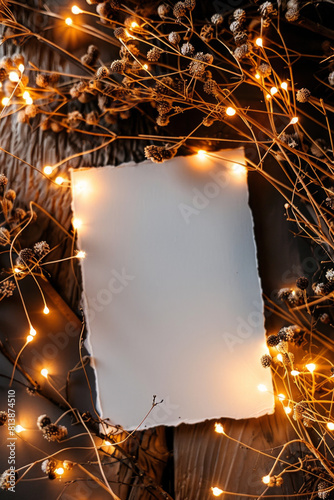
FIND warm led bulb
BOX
[270,87,278,95]
[306,363,316,373]
[55,467,64,476]
[55,176,65,185]
[143,64,149,70]
[291,370,300,376]
[266,94,271,100]
[262,475,270,485]
[290,116,298,124]
[327,422,334,431]
[211,487,224,496]
[197,150,207,159]
[44,166,53,175]
[22,91,30,100]
[257,384,267,392]
[18,64,25,73]
[15,425,25,433]
[281,82,288,90]
[65,17,73,26]
[278,394,285,401]
[255,37,263,47]
[2,97,10,106]
[284,406,292,415]
[72,218,82,230]
[214,422,225,434]
[30,327,37,337]
[43,306,50,315]
[131,21,139,28]
[76,250,86,259]
[232,163,247,175]
[104,440,112,446]
[277,353,283,362]
[255,73,260,79]
[226,106,236,116]
[25,97,33,105]
[14,267,22,274]
[41,368,48,378]
[26,335,33,343]
[9,71,20,83]
[71,5,83,14]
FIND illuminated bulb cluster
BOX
[226,107,236,116]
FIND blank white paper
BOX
[71,149,274,429]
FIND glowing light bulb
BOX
[290,116,298,124]
[266,94,271,100]
[9,71,19,82]
[65,17,73,26]
[44,166,53,175]
[306,363,316,373]
[76,250,86,259]
[43,306,50,315]
[71,5,83,14]
[255,37,263,47]
[211,487,224,496]
[104,440,112,446]
[214,422,225,434]
[26,335,33,343]
[197,150,207,159]
[14,267,22,274]
[23,91,30,100]
[281,82,288,90]
[25,97,33,105]
[284,406,292,415]
[327,422,334,431]
[18,64,24,73]
[2,97,10,106]
[72,218,82,230]
[232,163,247,175]
[277,353,283,362]
[226,106,236,116]
[55,176,65,185]
[131,21,139,29]
[41,368,48,378]
[30,327,37,337]
[278,393,285,401]
[15,425,25,433]
[255,73,260,79]
[257,384,267,392]
[270,87,278,95]
[291,370,300,376]
[55,467,64,476]
[143,64,149,70]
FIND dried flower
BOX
[0,280,15,297]
[287,289,303,306]
[189,59,206,77]
[276,340,288,353]
[323,281,334,295]
[326,269,334,282]
[96,2,113,21]
[42,423,68,442]
[0,411,7,425]
[95,66,109,79]
[312,282,326,295]
[114,27,129,41]
[266,334,279,347]
[37,414,52,430]
[12,53,24,67]
[36,73,50,88]
[17,248,34,265]
[67,110,83,128]
[33,241,50,258]
[259,2,275,17]
[158,3,170,19]
[144,145,177,163]
[296,276,308,290]
[282,352,294,366]
[233,8,246,23]
[257,63,271,77]
[200,24,214,43]
[81,53,95,66]
[157,101,172,115]
[277,287,293,300]
[173,2,187,19]
[203,116,215,127]
[41,459,57,474]
[168,31,181,45]
[0,469,17,490]
[261,354,272,368]
[14,208,26,220]
[234,31,248,46]
[319,313,330,324]
[0,228,10,245]
[51,121,63,133]
[278,326,295,342]
[285,7,299,22]
[110,59,126,73]
[0,68,8,81]
[293,401,308,420]
[86,110,100,126]
[0,56,13,70]
[296,88,311,103]
[181,42,194,56]
[230,20,243,33]
[184,0,196,10]
[156,115,170,126]
[147,47,163,62]
[318,481,331,499]
[25,104,37,118]
[203,79,219,96]
[310,138,328,158]
[234,42,252,60]
[211,13,223,25]
[328,72,334,86]
[0,173,8,187]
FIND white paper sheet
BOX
[71,149,274,429]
